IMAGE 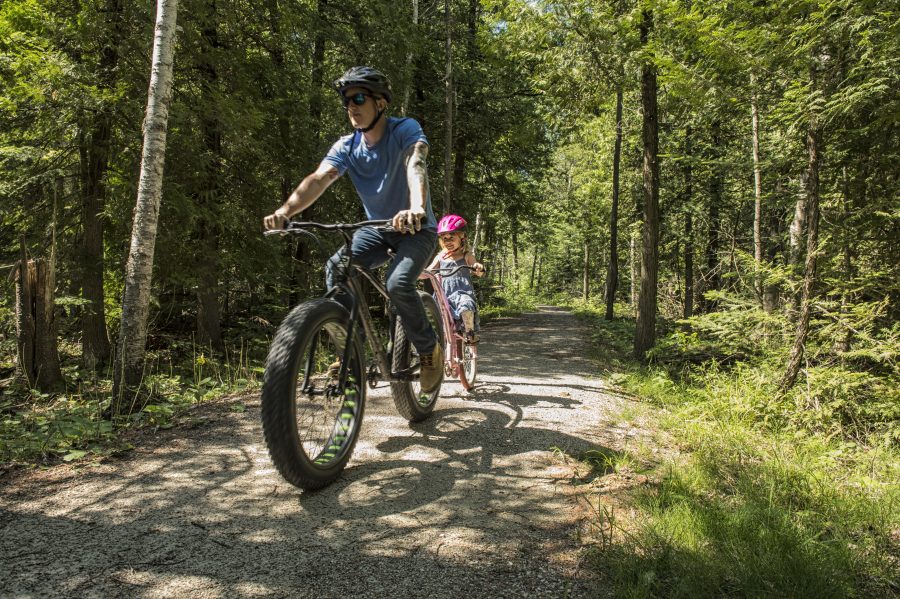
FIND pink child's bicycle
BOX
[419,265,479,392]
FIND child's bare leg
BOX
[461,310,478,343]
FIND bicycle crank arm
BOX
[389,366,420,381]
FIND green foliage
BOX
[591,425,899,598]
[0,391,119,463]
[649,293,787,363]
[479,283,541,321]
[578,299,899,596]
[0,336,262,465]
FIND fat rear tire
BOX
[391,291,443,422]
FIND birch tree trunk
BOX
[634,8,660,359]
[751,76,764,302]
[471,209,482,255]
[629,232,638,311]
[112,0,179,413]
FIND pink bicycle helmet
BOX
[437,214,467,234]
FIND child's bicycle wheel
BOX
[391,291,443,422]
[261,299,366,490]
[458,338,477,391]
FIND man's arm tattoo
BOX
[406,142,429,210]
[406,142,429,180]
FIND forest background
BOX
[1,0,898,595]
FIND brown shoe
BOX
[419,343,444,394]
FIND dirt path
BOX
[1,307,632,598]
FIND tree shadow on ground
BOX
[1,397,613,598]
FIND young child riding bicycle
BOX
[262,66,444,393]
[427,214,485,344]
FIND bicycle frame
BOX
[322,227,424,390]
[418,269,476,381]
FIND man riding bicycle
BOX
[262,66,443,393]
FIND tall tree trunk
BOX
[196,0,224,353]
[763,180,783,312]
[442,0,453,213]
[448,0,478,209]
[80,0,123,370]
[629,231,638,310]
[634,8,660,359]
[452,137,467,207]
[583,238,590,301]
[511,222,519,290]
[751,76,765,303]
[529,248,538,290]
[112,0,179,413]
[604,86,623,320]
[684,126,694,319]
[15,240,35,385]
[836,166,852,354]
[471,209,482,255]
[402,0,419,115]
[789,178,808,272]
[702,120,722,312]
[275,0,327,306]
[779,76,822,394]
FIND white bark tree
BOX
[112,0,179,414]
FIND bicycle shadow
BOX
[303,405,621,520]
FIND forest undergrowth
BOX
[0,285,531,467]
[572,299,899,598]
[0,306,269,466]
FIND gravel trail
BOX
[1,306,629,598]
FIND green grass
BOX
[573,301,900,598]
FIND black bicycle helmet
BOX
[334,66,393,103]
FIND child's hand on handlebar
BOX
[473,262,485,276]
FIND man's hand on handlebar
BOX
[263,210,290,231]
[392,209,425,234]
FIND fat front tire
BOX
[261,299,366,490]
[391,291,443,422]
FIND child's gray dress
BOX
[437,254,479,331]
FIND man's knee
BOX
[386,273,415,299]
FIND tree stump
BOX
[15,247,65,392]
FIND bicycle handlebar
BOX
[426,264,485,277]
[264,219,394,236]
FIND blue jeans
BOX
[325,227,438,354]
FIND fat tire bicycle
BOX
[261,220,444,490]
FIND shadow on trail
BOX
[0,506,577,598]
[2,306,615,598]
[2,399,612,598]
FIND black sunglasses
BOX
[341,92,375,108]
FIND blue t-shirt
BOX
[322,117,437,230]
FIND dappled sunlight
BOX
[2,307,624,597]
